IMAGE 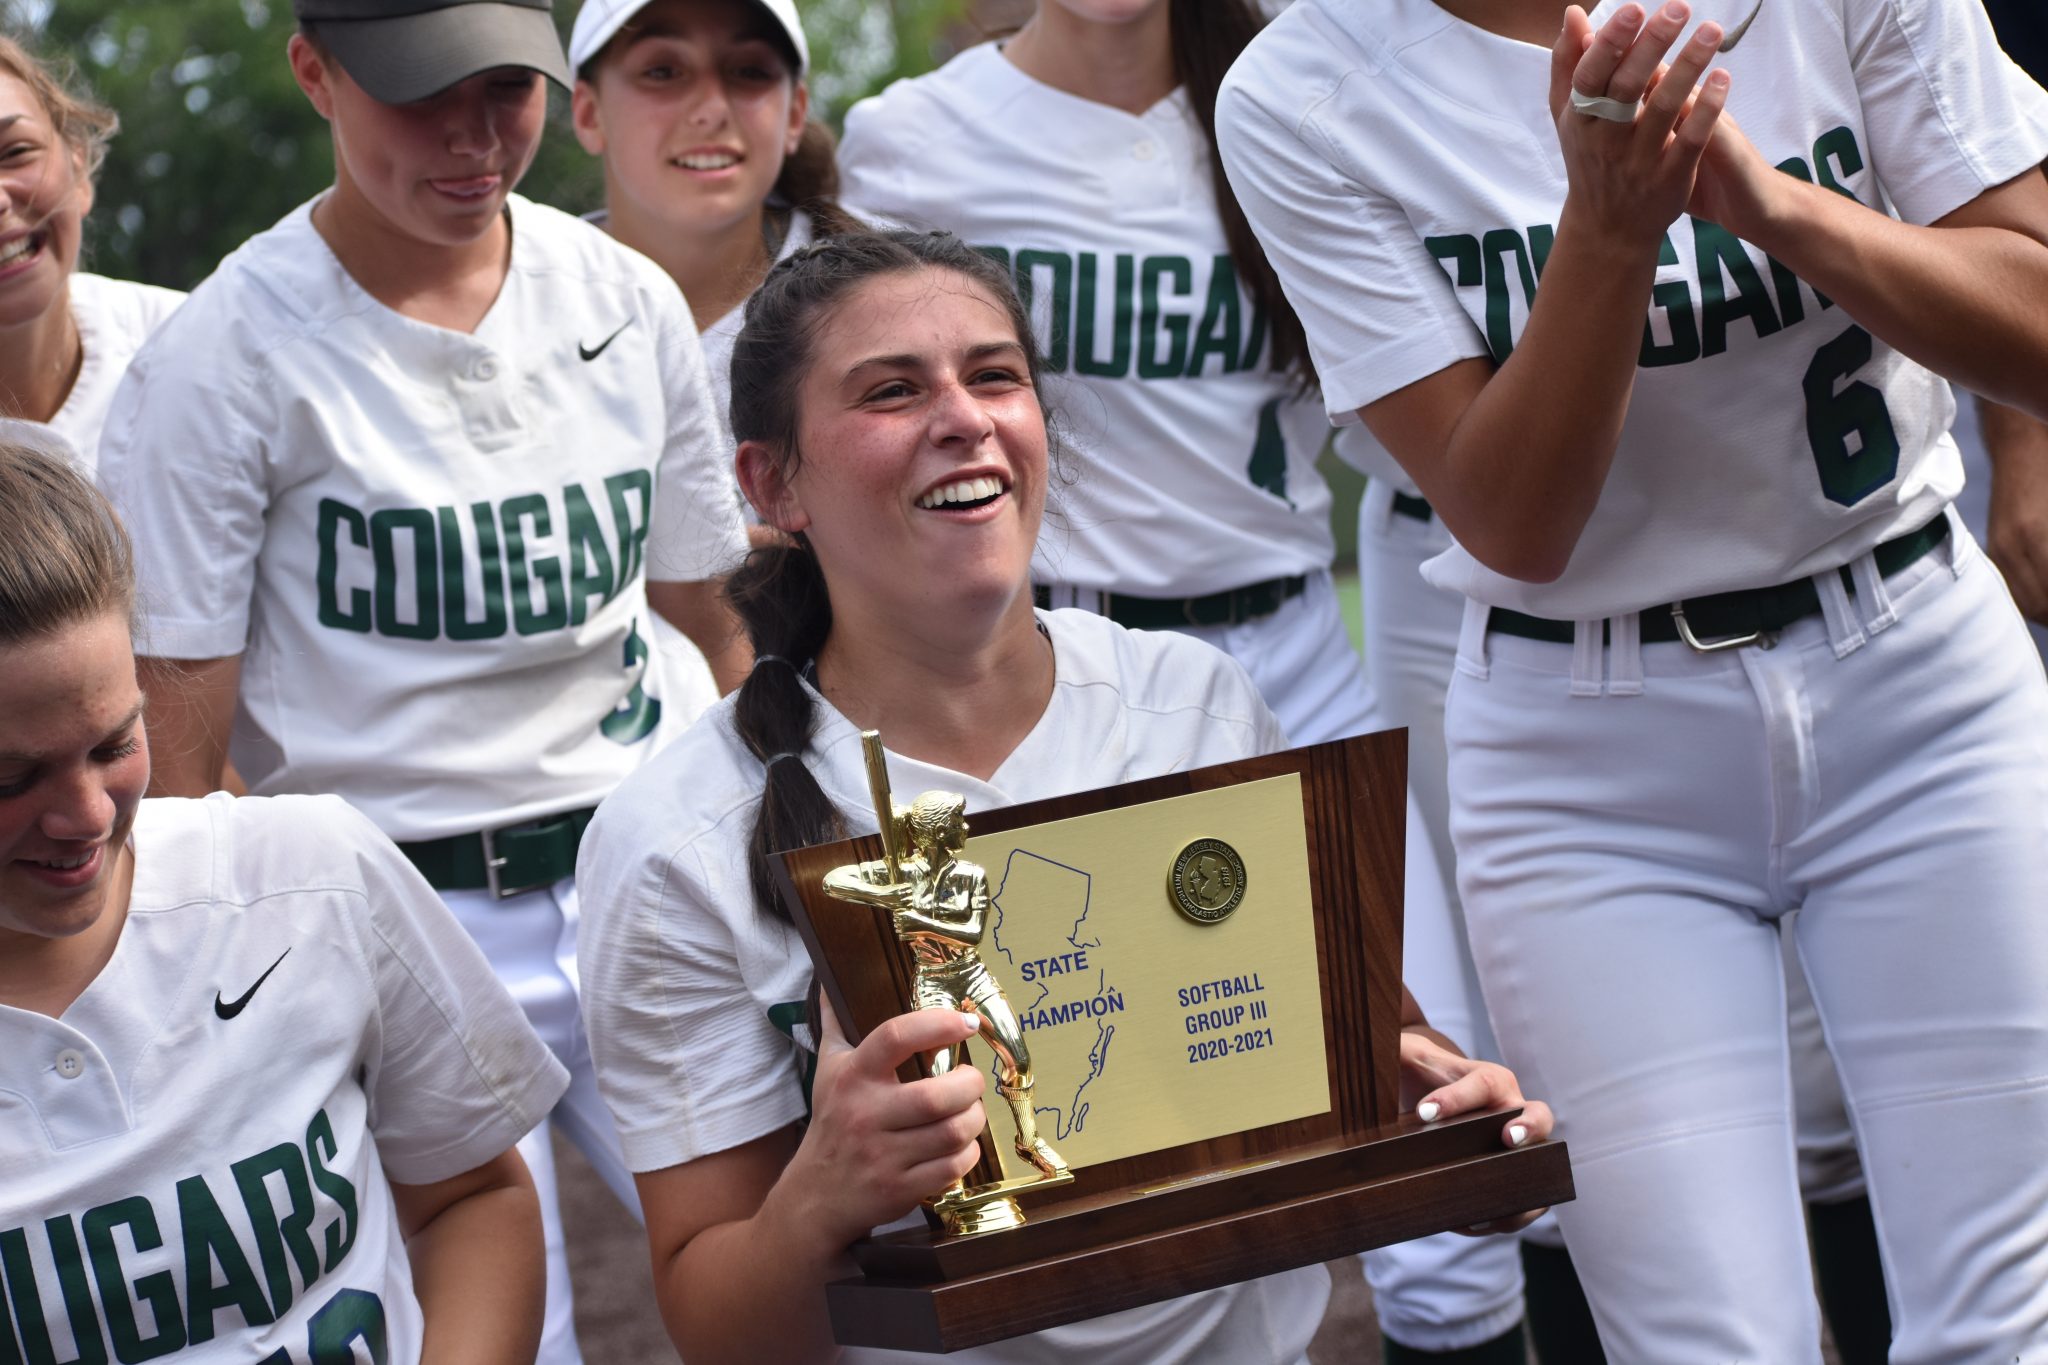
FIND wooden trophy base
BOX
[827,1108,1573,1354]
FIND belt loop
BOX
[1455,597,1492,679]
[1814,567,1865,659]
[1848,551,1897,636]
[1608,612,1644,696]
[1944,503,1973,577]
[1362,478,1397,535]
[1570,619,1603,697]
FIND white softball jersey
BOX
[576,609,1328,1365]
[0,794,568,1364]
[97,196,751,842]
[0,273,183,474]
[838,44,1337,600]
[1218,0,2048,619]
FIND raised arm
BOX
[1355,5,1729,582]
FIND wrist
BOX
[763,1139,865,1266]
[1554,197,1675,266]
[1735,171,1823,264]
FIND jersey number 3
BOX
[601,617,662,745]
[1803,323,1901,507]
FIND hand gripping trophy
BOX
[822,732,1072,1234]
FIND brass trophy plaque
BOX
[773,731,1575,1354]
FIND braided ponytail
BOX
[726,229,1051,922]
[729,541,841,923]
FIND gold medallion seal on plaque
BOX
[1169,837,1248,924]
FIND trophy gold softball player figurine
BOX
[823,731,1073,1234]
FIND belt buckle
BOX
[1670,602,1762,653]
[480,822,545,901]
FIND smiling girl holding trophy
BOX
[574,229,1554,1364]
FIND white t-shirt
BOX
[840,44,1337,599]
[98,196,751,841]
[1218,0,2048,618]
[0,794,567,1364]
[576,609,1326,1364]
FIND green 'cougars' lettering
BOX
[315,471,653,643]
[1427,125,1864,367]
[0,1112,362,1363]
[982,248,1274,380]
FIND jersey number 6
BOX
[1803,323,1902,507]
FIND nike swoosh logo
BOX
[1719,0,1763,50]
[215,949,290,1020]
[579,320,633,362]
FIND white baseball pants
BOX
[1447,511,2048,1362]
[443,878,642,1365]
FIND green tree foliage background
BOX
[13,0,976,290]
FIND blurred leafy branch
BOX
[10,0,977,289]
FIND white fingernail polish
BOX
[1418,1100,1441,1122]
[1509,1124,1530,1146]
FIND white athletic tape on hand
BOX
[1569,89,1641,123]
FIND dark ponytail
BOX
[726,230,1048,921]
[728,543,841,923]
[774,119,865,240]
[1170,0,1316,391]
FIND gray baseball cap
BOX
[296,0,574,104]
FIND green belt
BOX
[1392,492,1435,522]
[1488,516,1951,649]
[399,807,597,899]
[1034,575,1308,630]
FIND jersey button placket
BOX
[457,347,526,451]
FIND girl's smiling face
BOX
[574,0,806,240]
[0,72,92,332]
[0,610,146,950]
[741,268,1050,625]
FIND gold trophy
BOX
[821,731,1074,1235]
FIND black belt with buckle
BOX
[1487,516,1950,649]
[399,807,598,899]
[1033,575,1309,630]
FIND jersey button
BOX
[1132,139,1157,161]
[474,357,499,382]
[54,1049,86,1080]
